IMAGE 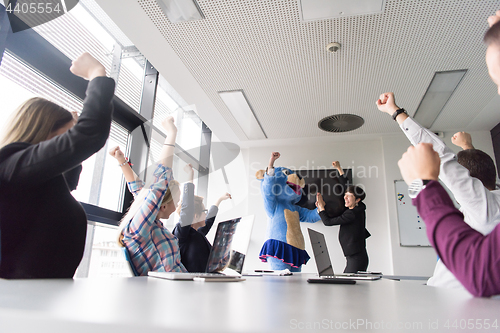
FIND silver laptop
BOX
[149,216,254,280]
[307,228,381,281]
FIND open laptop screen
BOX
[205,215,254,274]
[205,218,240,273]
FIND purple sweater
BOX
[413,181,500,297]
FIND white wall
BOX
[381,133,437,275]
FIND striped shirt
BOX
[121,164,186,275]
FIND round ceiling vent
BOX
[318,114,365,133]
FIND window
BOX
[0,51,82,122]
[154,76,204,160]
[71,122,130,212]
[85,222,133,278]
[33,0,144,113]
[1,0,212,278]
[0,50,129,213]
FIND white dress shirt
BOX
[400,117,500,291]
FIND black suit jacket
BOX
[0,77,115,279]
[173,183,219,272]
[319,202,370,256]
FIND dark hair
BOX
[346,185,366,202]
[457,149,497,191]
[484,20,500,47]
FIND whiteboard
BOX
[394,180,460,247]
[394,180,431,246]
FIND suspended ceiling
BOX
[96,0,500,145]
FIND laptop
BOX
[307,228,381,281]
[148,215,254,280]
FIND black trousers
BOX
[343,249,369,273]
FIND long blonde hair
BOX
[0,97,73,148]
[117,179,180,246]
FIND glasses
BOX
[201,209,208,214]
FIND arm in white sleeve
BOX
[400,117,500,232]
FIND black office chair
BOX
[122,247,139,276]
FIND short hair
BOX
[162,180,180,205]
[457,149,497,191]
[484,20,500,47]
[193,195,205,216]
[175,193,205,217]
[346,185,366,202]
[0,97,73,148]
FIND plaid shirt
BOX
[121,164,186,275]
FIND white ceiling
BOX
[96,0,500,146]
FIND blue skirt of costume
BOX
[259,239,310,268]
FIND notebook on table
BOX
[307,228,381,281]
[148,215,254,281]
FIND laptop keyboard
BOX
[322,275,355,279]
[183,272,223,276]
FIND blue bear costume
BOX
[256,167,320,271]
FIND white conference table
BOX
[1,273,499,333]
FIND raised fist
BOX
[70,52,106,81]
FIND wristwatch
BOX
[392,108,407,121]
[408,179,431,199]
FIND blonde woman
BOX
[0,53,115,279]
[109,116,186,275]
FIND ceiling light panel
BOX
[299,0,385,20]
[155,0,204,23]
[218,90,266,141]
[414,70,467,128]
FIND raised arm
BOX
[332,161,348,191]
[160,116,177,168]
[198,193,232,236]
[122,117,178,239]
[451,132,474,150]
[376,92,408,124]
[108,145,143,197]
[214,192,232,207]
[377,92,500,230]
[261,152,281,214]
[109,146,138,183]
[297,206,321,223]
[267,152,280,175]
[316,192,353,226]
[176,182,195,238]
[332,161,344,176]
[488,9,500,27]
[123,164,173,240]
[176,164,195,235]
[0,52,115,186]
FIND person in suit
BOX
[0,52,115,278]
[316,162,370,274]
[173,163,232,272]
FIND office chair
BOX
[121,247,139,276]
